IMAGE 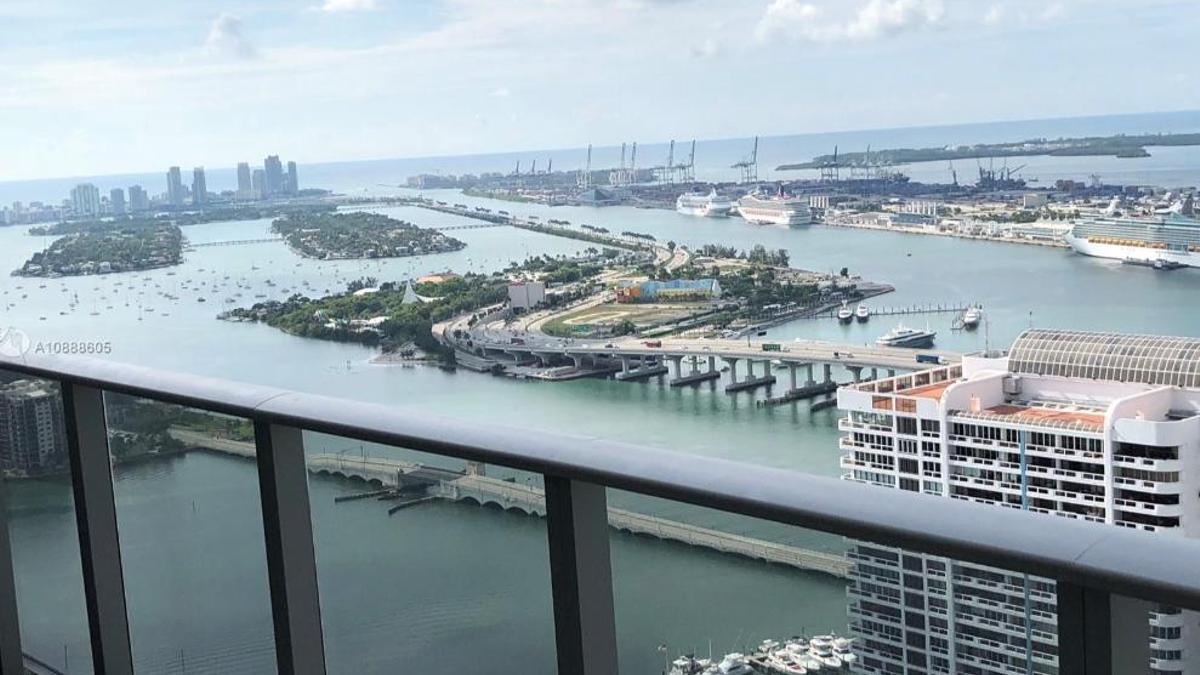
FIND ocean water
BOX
[3,111,1200,674]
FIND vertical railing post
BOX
[61,383,133,675]
[1056,581,1111,675]
[544,476,618,675]
[0,473,25,675]
[254,421,327,675]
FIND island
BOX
[27,204,337,236]
[776,132,1200,170]
[221,274,512,362]
[270,211,466,260]
[14,222,183,277]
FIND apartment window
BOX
[897,416,918,435]
[899,458,919,475]
[900,477,920,492]
[921,419,941,434]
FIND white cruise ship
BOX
[1065,213,1200,268]
[675,189,733,218]
[736,193,812,226]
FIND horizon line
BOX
[3,107,1199,187]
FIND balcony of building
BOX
[0,353,1196,675]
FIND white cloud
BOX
[490,87,511,97]
[756,0,944,43]
[205,13,257,60]
[318,0,379,12]
[980,1,1067,27]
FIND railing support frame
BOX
[545,477,618,675]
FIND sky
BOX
[1,0,1197,182]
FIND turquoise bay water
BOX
[3,119,1200,672]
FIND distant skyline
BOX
[2,0,1198,182]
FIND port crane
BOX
[654,139,698,184]
[819,145,841,182]
[731,136,758,184]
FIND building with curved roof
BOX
[839,328,1200,675]
[1009,329,1200,388]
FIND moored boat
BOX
[677,189,734,218]
[876,324,936,348]
[837,302,853,324]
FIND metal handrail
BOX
[4,352,1199,609]
[0,352,1194,674]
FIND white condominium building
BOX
[838,329,1200,675]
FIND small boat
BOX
[876,324,936,348]
[669,656,711,675]
[836,301,853,324]
[855,304,870,323]
[708,653,754,675]
[962,306,982,330]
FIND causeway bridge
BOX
[169,428,849,578]
[465,335,961,395]
[446,473,849,578]
[186,237,285,248]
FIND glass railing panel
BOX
[300,432,557,674]
[606,489,851,674]
[0,368,94,673]
[102,393,277,673]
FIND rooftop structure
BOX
[1008,328,1200,387]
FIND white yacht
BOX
[677,189,734,218]
[962,306,982,329]
[837,301,853,324]
[708,653,755,675]
[876,324,936,348]
[670,656,711,675]
[855,304,870,323]
[736,192,813,226]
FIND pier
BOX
[169,428,849,579]
[815,302,971,319]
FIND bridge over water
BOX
[186,237,285,248]
[467,335,961,395]
[169,428,849,578]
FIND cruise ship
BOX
[675,189,733,218]
[1065,213,1200,268]
[736,193,812,226]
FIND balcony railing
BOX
[3,352,1200,674]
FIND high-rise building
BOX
[838,329,1200,674]
[236,162,253,200]
[110,188,126,215]
[166,166,184,206]
[128,185,149,213]
[264,155,284,197]
[69,183,101,218]
[286,161,299,195]
[192,167,207,206]
[251,169,266,200]
[0,380,67,477]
